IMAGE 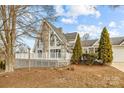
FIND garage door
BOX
[113,46,124,63]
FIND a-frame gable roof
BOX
[44,19,68,45]
[82,39,98,47]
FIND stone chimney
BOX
[41,21,50,56]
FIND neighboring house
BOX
[16,44,29,53]
[33,19,77,60]
[82,37,124,63]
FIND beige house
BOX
[33,19,78,60]
[82,37,124,63]
[15,19,78,68]
[15,19,124,68]
[33,19,124,63]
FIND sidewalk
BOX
[112,63,124,72]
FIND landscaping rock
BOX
[3,75,8,78]
[96,74,102,78]
[66,66,74,71]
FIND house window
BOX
[89,48,94,54]
[38,50,42,57]
[50,32,61,47]
[56,38,61,46]
[38,40,43,48]
[84,48,88,54]
[50,49,55,58]
[50,49,61,58]
[95,48,98,53]
[56,49,61,58]
[50,32,55,46]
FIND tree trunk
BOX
[0,5,16,72]
[5,55,14,72]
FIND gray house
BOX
[82,37,124,63]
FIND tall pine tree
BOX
[71,34,82,64]
[98,27,113,65]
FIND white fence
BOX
[15,53,72,68]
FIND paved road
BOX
[112,63,124,72]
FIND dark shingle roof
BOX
[82,39,97,47]
[82,37,124,47]
[110,37,124,45]
[64,32,77,42]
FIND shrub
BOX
[67,66,74,71]
[0,60,5,70]
[82,53,97,65]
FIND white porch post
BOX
[28,48,31,71]
[55,50,56,59]
[57,52,58,60]
[48,30,50,59]
[87,47,89,53]
[93,47,95,53]
[65,50,66,60]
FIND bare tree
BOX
[0,5,56,72]
[82,33,90,41]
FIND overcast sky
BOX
[25,5,124,48]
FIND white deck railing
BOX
[15,52,72,68]
[15,52,72,60]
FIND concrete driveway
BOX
[112,63,124,72]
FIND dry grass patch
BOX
[0,65,124,88]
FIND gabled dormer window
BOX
[50,31,61,47]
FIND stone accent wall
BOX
[42,21,50,56]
